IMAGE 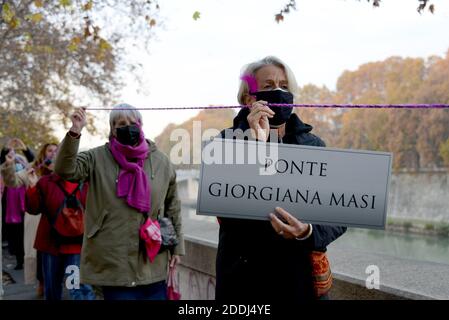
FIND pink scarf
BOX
[108,127,151,213]
[5,186,26,224]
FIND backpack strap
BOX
[48,181,84,227]
[54,180,83,197]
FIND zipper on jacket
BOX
[149,153,154,180]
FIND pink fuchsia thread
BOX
[86,104,449,111]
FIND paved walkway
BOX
[0,205,203,300]
[1,245,42,300]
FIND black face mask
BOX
[116,125,141,146]
[253,89,294,126]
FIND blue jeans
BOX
[102,281,167,300]
[41,252,96,300]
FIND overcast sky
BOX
[74,0,449,149]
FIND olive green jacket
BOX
[54,133,185,287]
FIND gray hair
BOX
[237,56,298,105]
[109,103,143,136]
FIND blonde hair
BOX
[237,56,298,105]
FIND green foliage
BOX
[436,223,449,237]
[0,111,58,152]
[439,139,449,167]
[59,0,72,7]
[403,221,413,230]
[192,11,201,21]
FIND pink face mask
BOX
[139,218,162,262]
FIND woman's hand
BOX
[70,107,87,134]
[8,138,26,151]
[247,100,274,142]
[4,149,15,165]
[27,168,39,188]
[269,207,311,240]
[169,254,181,268]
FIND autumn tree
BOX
[153,50,449,171]
[334,52,449,169]
[414,51,449,168]
[294,84,341,146]
[155,108,235,169]
[0,0,159,151]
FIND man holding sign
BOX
[209,57,348,301]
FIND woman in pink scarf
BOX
[1,140,36,271]
[54,104,184,300]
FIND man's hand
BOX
[70,107,87,134]
[269,207,311,240]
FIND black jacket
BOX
[215,108,347,301]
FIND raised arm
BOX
[54,107,94,182]
[0,149,29,188]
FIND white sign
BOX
[197,138,392,229]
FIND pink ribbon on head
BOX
[139,217,162,263]
[240,74,258,94]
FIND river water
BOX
[330,227,449,265]
[182,206,449,265]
